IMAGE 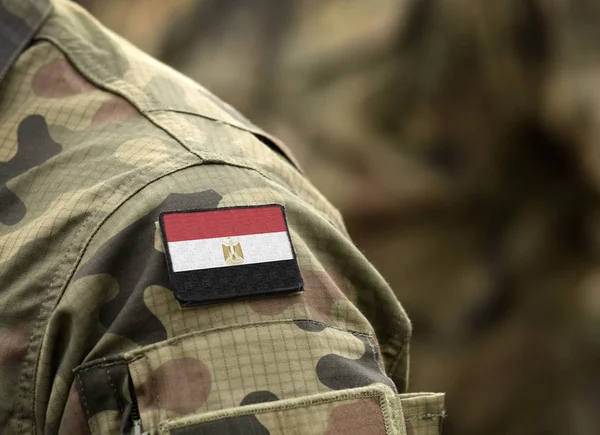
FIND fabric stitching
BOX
[145,108,301,171]
[20,153,202,432]
[19,181,121,434]
[387,320,411,386]
[104,365,122,415]
[404,412,447,421]
[366,335,382,372]
[365,335,397,393]
[163,387,390,430]
[76,361,128,374]
[35,35,346,234]
[14,8,409,432]
[34,7,301,172]
[128,362,143,416]
[377,394,395,435]
[76,373,93,435]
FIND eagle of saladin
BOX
[222,237,244,265]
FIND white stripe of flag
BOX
[167,231,294,273]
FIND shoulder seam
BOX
[37,36,306,188]
[35,1,302,170]
[36,35,205,163]
[30,37,344,231]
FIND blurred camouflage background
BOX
[74,1,600,434]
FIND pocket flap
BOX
[399,393,446,435]
[158,385,406,435]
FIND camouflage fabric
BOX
[0,0,444,434]
[78,1,600,434]
[156,386,444,435]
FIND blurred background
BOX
[74,1,600,434]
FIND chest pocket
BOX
[72,320,444,434]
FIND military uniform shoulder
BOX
[34,0,299,170]
[25,0,345,229]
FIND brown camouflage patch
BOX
[302,269,347,325]
[248,269,347,322]
[58,384,91,435]
[137,357,212,414]
[248,293,301,316]
[0,323,28,364]
[324,397,386,435]
[32,58,95,98]
[91,96,137,126]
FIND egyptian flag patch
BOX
[159,205,303,306]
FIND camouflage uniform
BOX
[75,1,600,434]
[0,0,444,434]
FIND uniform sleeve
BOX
[55,162,443,435]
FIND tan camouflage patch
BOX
[218,187,286,210]
[87,410,121,435]
[399,393,445,435]
[0,187,90,264]
[143,285,308,339]
[114,137,171,166]
[154,223,165,253]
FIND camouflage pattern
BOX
[79,1,600,434]
[0,0,443,434]
[157,386,444,435]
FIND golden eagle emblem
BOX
[222,237,244,265]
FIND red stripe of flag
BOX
[162,205,287,242]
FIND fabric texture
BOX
[160,385,404,435]
[0,0,443,433]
